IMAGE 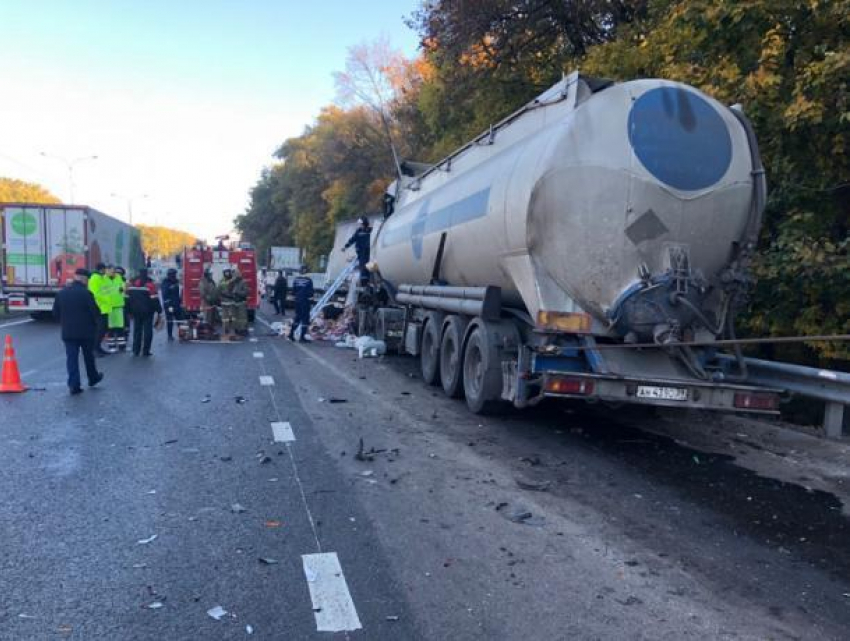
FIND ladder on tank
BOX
[310,260,357,321]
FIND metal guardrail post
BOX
[824,402,845,440]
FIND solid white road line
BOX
[0,318,34,329]
[253,351,264,358]
[302,553,362,633]
[271,421,295,443]
[259,375,274,386]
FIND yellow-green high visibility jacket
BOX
[88,272,112,314]
[108,274,126,308]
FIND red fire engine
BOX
[182,241,259,322]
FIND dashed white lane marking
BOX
[0,318,34,329]
[302,553,362,632]
[259,375,275,386]
[253,351,264,358]
[271,421,295,442]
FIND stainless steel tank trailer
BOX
[360,71,776,415]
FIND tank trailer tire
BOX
[420,315,443,386]
[440,315,467,398]
[463,323,503,414]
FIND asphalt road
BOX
[1,308,849,640]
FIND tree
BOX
[405,0,647,158]
[0,177,61,204]
[136,224,198,259]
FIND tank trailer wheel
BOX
[439,315,467,398]
[463,323,503,414]
[420,316,442,386]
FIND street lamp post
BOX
[39,152,98,204]
[111,193,148,226]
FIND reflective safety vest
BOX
[88,272,112,314]
[108,275,126,308]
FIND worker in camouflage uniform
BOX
[231,268,249,336]
[217,268,237,339]
[199,269,219,327]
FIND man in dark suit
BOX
[52,268,104,395]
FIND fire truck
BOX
[181,241,259,323]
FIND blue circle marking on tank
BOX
[410,200,429,260]
[628,87,732,191]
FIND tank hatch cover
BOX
[628,86,732,191]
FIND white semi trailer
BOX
[1,203,143,316]
[363,72,778,414]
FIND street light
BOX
[39,152,98,204]
[110,192,148,226]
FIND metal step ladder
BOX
[310,260,357,321]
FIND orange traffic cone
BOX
[0,335,27,393]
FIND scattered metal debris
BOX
[515,477,551,492]
[231,503,247,514]
[258,557,279,565]
[144,601,164,610]
[137,534,158,545]
[207,605,227,620]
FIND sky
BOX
[0,0,421,240]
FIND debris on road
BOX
[219,456,233,462]
[207,605,227,620]
[162,439,178,445]
[259,455,272,464]
[328,398,348,404]
[201,395,211,403]
[386,615,400,622]
[231,503,247,514]
[515,477,551,492]
[144,601,164,610]
[137,534,158,545]
[145,490,157,495]
[246,624,254,634]
[234,396,247,404]
[509,511,533,523]
[264,520,282,528]
[132,563,148,569]
[360,470,374,477]
[17,614,36,619]
[258,557,279,565]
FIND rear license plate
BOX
[636,385,688,401]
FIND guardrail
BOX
[719,355,850,439]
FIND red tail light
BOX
[734,392,779,411]
[545,377,595,395]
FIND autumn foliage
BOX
[137,224,197,259]
[0,177,61,204]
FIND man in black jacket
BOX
[288,266,314,342]
[272,271,288,316]
[126,268,163,356]
[52,268,103,395]
[343,216,373,285]
[160,268,182,341]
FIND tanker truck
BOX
[360,71,780,415]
